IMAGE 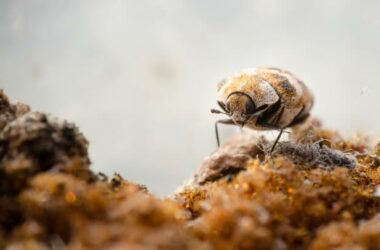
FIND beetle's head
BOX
[225,92,255,123]
[211,92,256,127]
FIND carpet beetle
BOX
[211,67,314,151]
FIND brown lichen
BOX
[180,135,265,188]
[0,90,30,132]
[0,112,93,195]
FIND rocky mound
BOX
[1,90,380,250]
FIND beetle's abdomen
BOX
[255,68,313,128]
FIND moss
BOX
[178,155,380,249]
[1,89,380,249]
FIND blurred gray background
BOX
[1,1,379,195]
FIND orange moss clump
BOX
[177,156,380,249]
[1,89,380,249]
[11,173,208,249]
[176,120,380,249]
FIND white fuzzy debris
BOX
[274,142,357,169]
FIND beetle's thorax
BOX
[218,71,280,110]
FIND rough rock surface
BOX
[1,89,380,250]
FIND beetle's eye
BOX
[245,100,255,114]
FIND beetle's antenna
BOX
[211,109,228,115]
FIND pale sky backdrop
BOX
[1,1,379,195]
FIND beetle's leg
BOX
[215,119,235,147]
[270,129,284,153]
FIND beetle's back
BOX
[255,68,314,128]
[218,69,280,110]
[217,67,314,130]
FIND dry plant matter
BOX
[0,89,380,250]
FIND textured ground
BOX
[1,89,380,250]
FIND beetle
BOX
[211,67,314,152]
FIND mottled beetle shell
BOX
[217,67,314,130]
